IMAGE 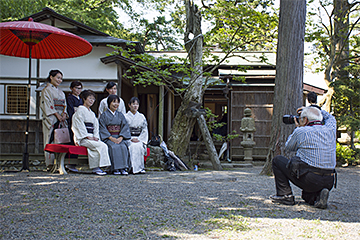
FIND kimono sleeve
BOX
[72,108,91,141]
[66,95,75,119]
[40,87,57,117]
[139,114,149,144]
[119,113,131,140]
[98,98,107,118]
[118,98,126,115]
[93,112,100,139]
[99,111,111,140]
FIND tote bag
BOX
[54,121,71,144]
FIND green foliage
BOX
[305,0,360,74]
[205,108,224,132]
[202,0,278,51]
[331,64,360,135]
[135,16,182,51]
[336,143,359,166]
[204,108,240,143]
[0,0,133,39]
[107,44,192,95]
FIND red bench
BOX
[45,144,151,174]
[44,144,88,174]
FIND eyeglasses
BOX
[74,87,82,90]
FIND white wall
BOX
[0,46,117,79]
[0,46,118,120]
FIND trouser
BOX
[272,155,335,205]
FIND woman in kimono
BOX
[98,82,126,117]
[124,97,148,174]
[99,95,131,175]
[65,81,83,172]
[72,90,111,175]
[40,69,68,168]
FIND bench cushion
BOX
[44,144,88,156]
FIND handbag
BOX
[54,121,71,144]
[149,134,161,146]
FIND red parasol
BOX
[0,18,92,59]
[0,18,92,171]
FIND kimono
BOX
[66,94,83,145]
[124,111,148,174]
[99,109,131,172]
[98,97,126,118]
[72,105,111,169]
[40,83,67,166]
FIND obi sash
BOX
[85,122,94,134]
[107,125,121,135]
[54,98,66,112]
[130,127,142,137]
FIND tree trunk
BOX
[167,0,203,157]
[318,0,350,112]
[261,0,306,175]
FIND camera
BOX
[283,115,299,124]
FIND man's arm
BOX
[321,110,336,132]
[285,130,299,152]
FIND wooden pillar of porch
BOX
[158,85,164,138]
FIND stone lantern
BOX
[240,108,256,161]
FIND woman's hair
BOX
[129,96,140,105]
[46,69,63,82]
[307,91,317,104]
[107,94,120,106]
[80,89,96,101]
[104,82,117,93]
[70,81,82,89]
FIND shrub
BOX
[336,143,359,166]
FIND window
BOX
[6,85,28,114]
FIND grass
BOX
[202,211,250,232]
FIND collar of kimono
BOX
[108,108,116,115]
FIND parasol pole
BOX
[21,43,32,172]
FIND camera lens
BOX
[283,115,299,124]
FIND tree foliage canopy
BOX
[331,64,360,140]
[305,0,360,74]
[0,0,136,38]
[203,0,278,51]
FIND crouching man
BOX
[270,106,337,209]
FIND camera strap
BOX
[307,121,322,126]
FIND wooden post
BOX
[117,64,122,97]
[158,85,164,138]
[167,91,172,138]
[35,59,40,154]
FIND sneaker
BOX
[314,188,329,209]
[270,194,295,205]
[140,169,146,174]
[65,164,78,173]
[92,168,107,176]
[120,170,128,175]
[113,170,121,175]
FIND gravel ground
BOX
[1,166,359,240]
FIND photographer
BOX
[270,106,337,209]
